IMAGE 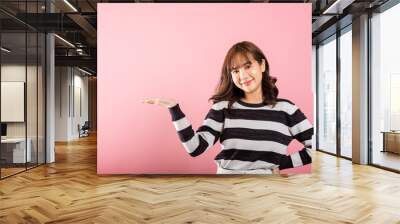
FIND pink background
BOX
[98,3,312,174]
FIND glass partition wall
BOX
[370,3,400,171]
[317,35,337,155]
[316,25,353,159]
[316,0,400,172]
[339,26,352,159]
[0,1,46,179]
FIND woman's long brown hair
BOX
[209,41,279,109]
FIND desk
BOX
[381,131,400,154]
[1,138,31,163]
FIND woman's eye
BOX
[245,65,251,69]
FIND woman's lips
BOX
[242,79,253,86]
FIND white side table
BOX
[1,138,32,163]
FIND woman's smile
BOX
[242,79,253,86]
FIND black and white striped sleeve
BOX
[168,103,225,157]
[279,104,314,169]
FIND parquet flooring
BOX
[1,133,400,223]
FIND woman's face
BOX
[230,53,265,95]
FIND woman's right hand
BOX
[272,167,289,177]
[142,98,177,108]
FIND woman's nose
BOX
[239,69,248,78]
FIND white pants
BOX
[217,167,273,174]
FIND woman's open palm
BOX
[142,98,177,108]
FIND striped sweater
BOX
[168,99,314,174]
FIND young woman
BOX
[143,41,313,174]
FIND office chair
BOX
[79,121,90,138]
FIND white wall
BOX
[55,66,69,141]
[55,67,89,141]
[1,65,40,137]
[72,72,89,137]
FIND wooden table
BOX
[381,131,400,154]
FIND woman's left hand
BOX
[272,167,289,177]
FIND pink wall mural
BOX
[98,3,312,174]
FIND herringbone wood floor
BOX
[1,133,400,224]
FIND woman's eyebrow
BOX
[232,60,251,70]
